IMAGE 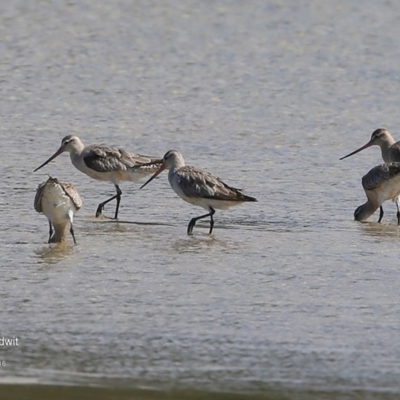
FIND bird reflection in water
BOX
[34,243,75,266]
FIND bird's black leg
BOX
[209,208,215,234]
[378,206,384,223]
[187,207,216,235]
[113,185,122,219]
[70,224,77,244]
[48,222,53,243]
[396,199,400,225]
[95,184,122,219]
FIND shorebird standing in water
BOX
[140,149,257,234]
[341,128,400,220]
[354,162,400,224]
[340,128,400,162]
[34,135,162,219]
[34,177,83,243]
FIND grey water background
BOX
[2,1,400,399]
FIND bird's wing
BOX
[61,182,83,210]
[134,154,163,165]
[83,146,131,172]
[34,181,46,212]
[176,166,248,201]
[362,163,400,190]
[84,145,161,172]
[130,154,163,173]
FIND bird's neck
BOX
[381,147,392,163]
[172,157,186,170]
[50,223,69,243]
[358,200,379,221]
[380,137,396,162]
[385,134,396,146]
[169,159,185,176]
[69,142,85,163]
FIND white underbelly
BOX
[171,184,242,210]
[376,176,400,205]
[187,197,244,210]
[41,185,76,224]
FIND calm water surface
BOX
[2,1,400,399]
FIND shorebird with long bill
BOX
[140,149,257,234]
[340,128,400,162]
[354,162,400,224]
[34,177,82,243]
[34,135,162,219]
[341,128,400,219]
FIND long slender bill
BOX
[339,141,373,160]
[140,164,166,189]
[34,146,64,172]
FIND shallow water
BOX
[2,1,400,399]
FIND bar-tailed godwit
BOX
[354,162,400,224]
[34,177,82,243]
[140,149,257,234]
[34,135,162,219]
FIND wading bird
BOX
[34,135,162,219]
[34,177,82,243]
[354,162,400,224]
[140,149,257,234]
